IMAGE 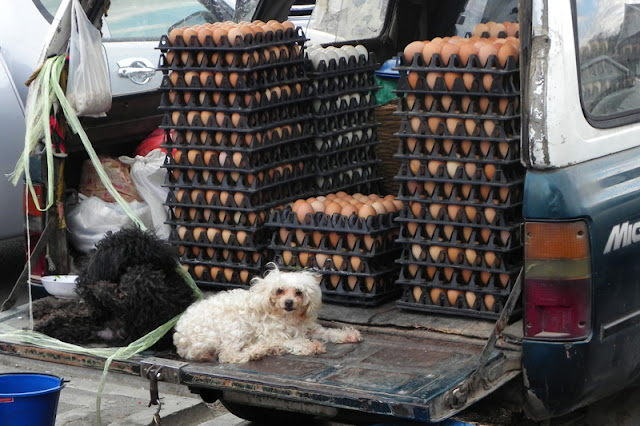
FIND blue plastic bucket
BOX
[0,373,65,426]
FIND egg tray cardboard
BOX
[395,91,520,117]
[158,26,306,56]
[271,226,400,257]
[394,53,519,97]
[395,281,519,321]
[396,135,521,162]
[311,93,378,120]
[159,77,312,112]
[268,207,399,237]
[160,101,313,132]
[315,164,384,194]
[395,217,523,250]
[164,175,317,216]
[165,120,313,151]
[306,51,379,79]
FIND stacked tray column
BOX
[158,22,316,290]
[306,45,384,195]
[393,33,525,319]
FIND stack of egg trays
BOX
[307,53,384,194]
[157,27,317,290]
[391,50,525,319]
[267,208,401,306]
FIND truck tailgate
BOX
[0,302,521,423]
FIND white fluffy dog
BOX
[173,263,362,363]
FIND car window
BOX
[36,0,63,20]
[305,0,389,44]
[103,0,259,40]
[575,1,640,120]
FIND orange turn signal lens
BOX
[525,221,590,260]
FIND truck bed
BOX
[0,299,522,423]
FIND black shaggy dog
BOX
[32,227,198,348]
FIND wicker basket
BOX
[374,100,403,196]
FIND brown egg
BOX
[484,250,497,267]
[347,276,358,290]
[403,40,426,63]
[465,291,477,308]
[329,275,340,288]
[440,42,460,66]
[227,27,244,46]
[429,288,443,304]
[505,22,520,38]
[477,41,498,67]
[443,72,460,90]
[294,201,314,224]
[407,71,420,89]
[168,28,184,45]
[465,205,477,222]
[182,28,198,45]
[458,40,479,66]
[484,207,497,224]
[448,247,463,264]
[341,203,358,217]
[412,286,423,302]
[197,27,213,45]
[350,255,362,272]
[429,203,443,220]
[316,253,329,269]
[422,41,442,66]
[426,72,443,90]
[497,42,519,68]
[484,294,496,311]
[298,252,310,267]
[473,23,489,38]
[358,204,377,218]
[447,290,463,306]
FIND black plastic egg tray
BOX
[315,164,383,196]
[267,207,401,305]
[306,51,379,79]
[393,53,520,97]
[157,26,307,67]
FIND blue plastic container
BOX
[0,373,65,426]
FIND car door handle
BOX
[117,58,157,85]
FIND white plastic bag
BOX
[66,0,112,117]
[119,149,171,240]
[66,194,154,253]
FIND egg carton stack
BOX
[157,20,317,290]
[267,193,403,306]
[392,28,524,319]
[305,45,384,195]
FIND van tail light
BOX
[524,221,591,340]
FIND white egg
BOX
[341,45,359,61]
[323,48,340,66]
[354,44,369,60]
[309,49,328,69]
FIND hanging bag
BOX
[66,0,112,117]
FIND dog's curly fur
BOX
[173,263,362,363]
[32,227,197,348]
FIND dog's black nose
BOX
[284,299,294,310]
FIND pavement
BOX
[0,352,248,425]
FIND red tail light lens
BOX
[524,221,591,340]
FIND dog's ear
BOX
[250,276,277,311]
[301,272,323,317]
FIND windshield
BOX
[575,1,640,119]
[454,0,519,37]
[104,0,259,40]
[303,0,389,45]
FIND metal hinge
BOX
[444,268,524,409]
[140,357,188,384]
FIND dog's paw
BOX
[306,340,326,355]
[218,351,251,364]
[341,328,362,343]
